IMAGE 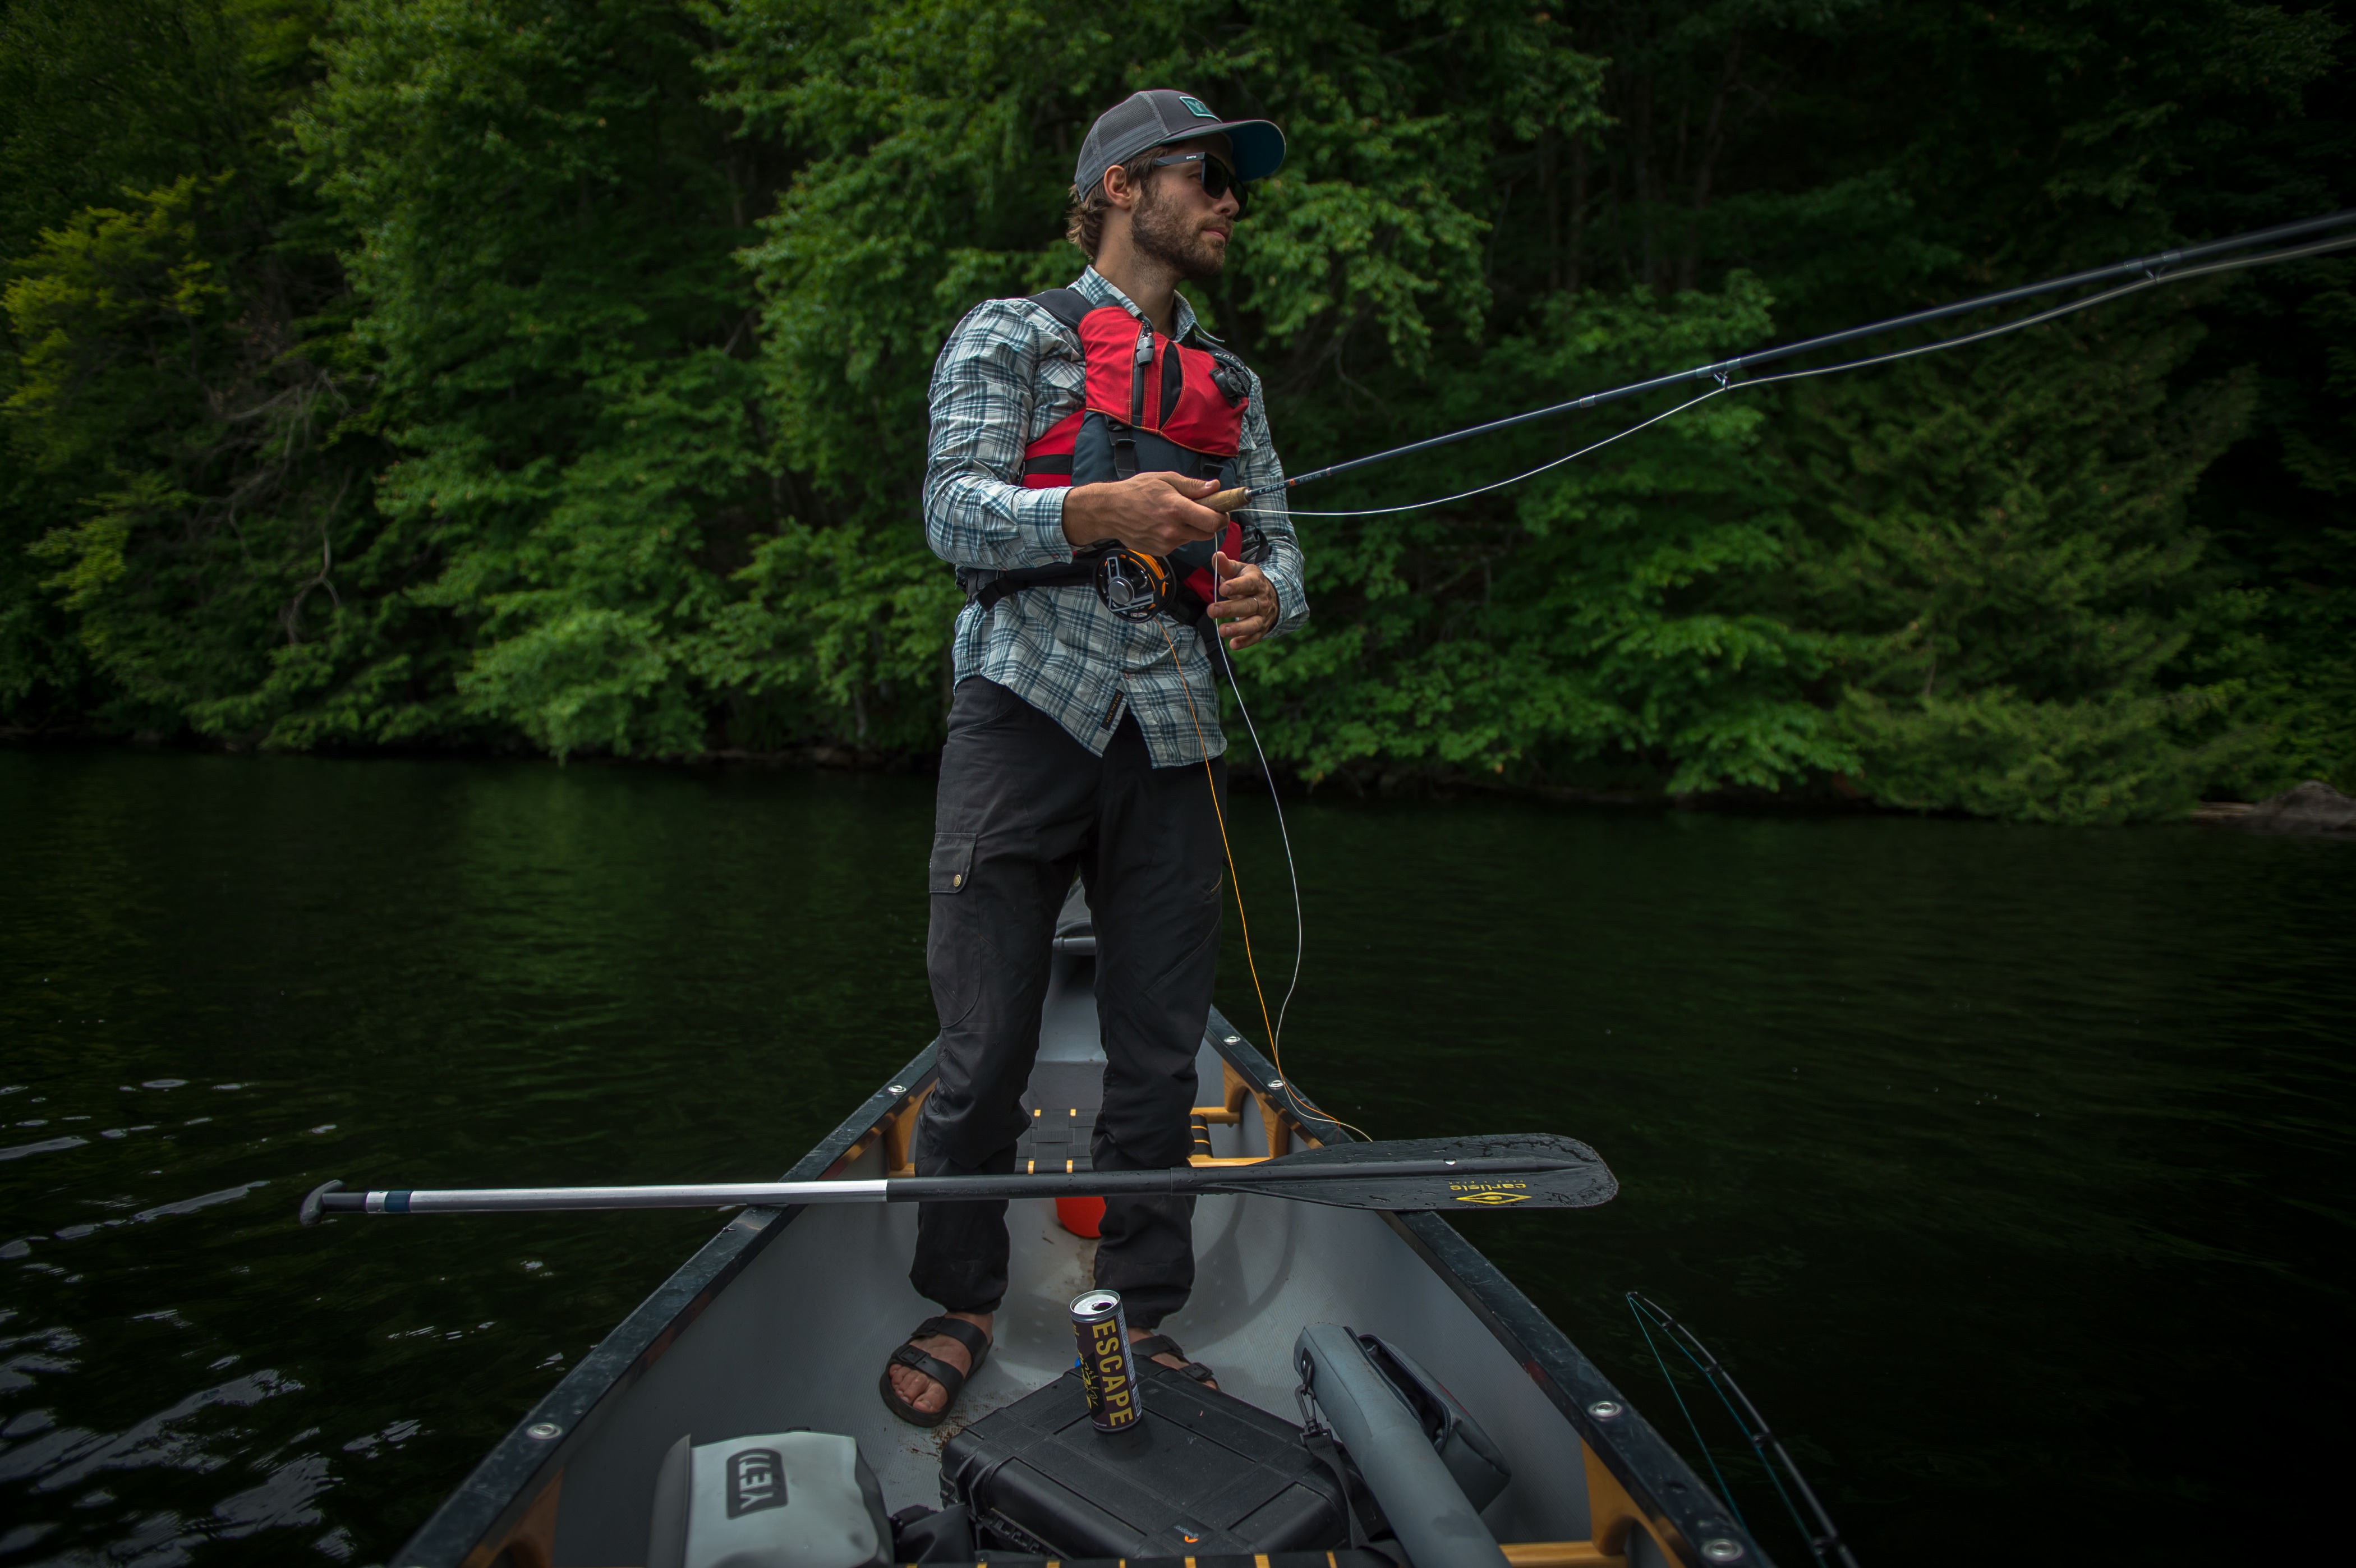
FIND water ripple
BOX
[1,749,2348,1565]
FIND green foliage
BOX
[0,0,373,739]
[2257,257,2356,786]
[1786,299,2261,823]
[719,0,1843,789]
[2192,242,2356,796]
[0,458,89,719]
[282,0,783,757]
[0,0,328,261]
[702,0,1617,756]
[1,0,2348,819]
[3,169,372,734]
[1245,277,1851,792]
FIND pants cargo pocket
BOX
[927,831,984,1032]
[929,831,977,894]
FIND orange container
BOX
[1055,1195,1106,1239]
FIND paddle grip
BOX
[300,1180,362,1225]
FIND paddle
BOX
[298,1133,1612,1224]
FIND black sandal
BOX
[878,1316,992,1428]
[1130,1333,1217,1388]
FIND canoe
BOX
[389,891,1768,1568]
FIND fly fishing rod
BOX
[1203,206,2356,515]
[1628,1291,1861,1568]
[297,1132,1614,1222]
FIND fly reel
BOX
[1077,525,1265,624]
[1091,547,1179,623]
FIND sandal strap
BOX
[887,1342,968,1401]
[914,1316,992,1360]
[1131,1335,1218,1385]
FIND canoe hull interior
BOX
[546,1118,1599,1557]
[397,925,1763,1568]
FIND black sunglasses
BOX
[1151,151,1247,209]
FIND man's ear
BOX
[1102,162,1144,213]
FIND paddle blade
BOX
[1210,1133,1616,1212]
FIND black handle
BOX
[298,1180,361,1225]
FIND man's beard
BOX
[1131,178,1226,284]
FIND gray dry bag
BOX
[1294,1323,1513,1568]
[646,1430,892,1568]
[1353,1333,1513,1512]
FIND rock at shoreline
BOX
[2243,779,2356,834]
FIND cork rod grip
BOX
[1204,486,1254,513]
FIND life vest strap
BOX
[1027,288,1094,333]
[965,559,1097,614]
[964,525,1263,627]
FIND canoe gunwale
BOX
[393,1043,945,1568]
[1384,1211,1759,1566]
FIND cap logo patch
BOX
[1178,95,1216,120]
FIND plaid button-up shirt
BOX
[923,267,1309,765]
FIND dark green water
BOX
[1,747,2349,1566]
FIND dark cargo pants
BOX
[912,677,1225,1329]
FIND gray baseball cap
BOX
[1074,89,1285,198]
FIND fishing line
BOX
[1630,1302,1753,1537]
[1216,208,2355,505]
[1248,383,1729,519]
[1209,626,1345,1140]
[1161,605,1368,1145]
[1216,636,1305,1069]
[1239,228,2356,522]
[1156,620,1281,1094]
[1627,1291,1861,1568]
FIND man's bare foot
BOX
[1130,1326,1218,1390]
[889,1310,992,1417]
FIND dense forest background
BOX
[1,0,2348,823]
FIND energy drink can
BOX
[1070,1288,1143,1432]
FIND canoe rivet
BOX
[526,1422,562,1440]
[887,1085,905,1096]
[1587,1400,1623,1420]
[1701,1540,1745,1563]
[1225,1034,1240,1045]
[1268,1078,1285,1088]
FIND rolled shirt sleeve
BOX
[923,300,1078,571]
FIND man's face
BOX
[1127,133,1240,284]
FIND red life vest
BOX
[967,288,1254,623]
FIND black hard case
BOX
[940,1364,1351,1558]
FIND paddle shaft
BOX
[311,1156,1563,1217]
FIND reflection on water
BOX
[1,747,2349,1565]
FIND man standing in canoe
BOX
[881,89,1309,1426]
